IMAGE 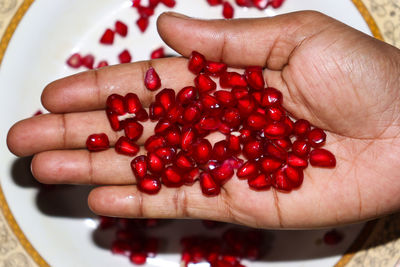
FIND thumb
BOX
[156,11,334,70]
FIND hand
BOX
[7,11,400,229]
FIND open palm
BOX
[7,11,400,228]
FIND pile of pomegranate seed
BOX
[86,50,336,196]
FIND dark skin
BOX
[7,11,400,229]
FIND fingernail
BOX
[164,11,191,19]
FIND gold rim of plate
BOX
[0,0,383,266]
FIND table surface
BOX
[0,0,399,266]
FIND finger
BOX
[7,111,156,157]
[42,57,195,113]
[157,11,334,69]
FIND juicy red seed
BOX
[287,153,308,168]
[164,126,181,146]
[236,0,253,6]
[86,133,109,151]
[239,127,253,143]
[267,106,285,121]
[115,20,128,37]
[219,122,232,135]
[195,74,217,94]
[211,161,234,185]
[207,0,222,5]
[156,88,176,111]
[272,168,292,191]
[154,119,172,134]
[248,173,272,190]
[118,49,132,63]
[137,174,161,195]
[323,229,343,245]
[242,139,263,160]
[247,112,268,130]
[181,127,197,151]
[222,2,234,19]
[221,108,241,128]
[131,155,148,179]
[253,0,268,9]
[99,216,116,229]
[307,128,327,147]
[262,87,283,107]
[111,240,131,256]
[273,137,292,151]
[263,121,289,139]
[150,47,165,59]
[154,146,176,164]
[284,165,304,188]
[115,136,140,156]
[265,142,287,161]
[188,51,206,74]
[145,135,166,152]
[175,151,195,170]
[200,172,220,196]
[147,152,165,173]
[201,94,220,111]
[132,0,141,7]
[212,140,231,161]
[149,0,160,7]
[149,102,166,120]
[66,53,82,68]
[106,108,121,131]
[252,91,262,105]
[162,166,184,187]
[96,60,109,68]
[130,251,147,265]
[293,119,311,136]
[124,120,144,140]
[165,104,184,123]
[192,139,212,164]
[198,116,221,130]
[220,72,247,88]
[227,134,241,154]
[145,67,161,91]
[82,54,95,69]
[232,86,249,100]
[259,156,282,173]
[138,5,154,17]
[177,86,197,105]
[283,116,294,134]
[160,0,176,7]
[214,91,236,107]
[106,94,126,115]
[292,139,310,157]
[183,168,200,185]
[100,28,115,45]
[125,93,143,114]
[244,66,265,90]
[237,160,258,179]
[136,108,149,122]
[309,148,336,167]
[136,16,149,32]
[237,96,256,117]
[205,61,227,76]
[183,104,201,124]
[268,0,285,8]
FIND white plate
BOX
[0,0,372,266]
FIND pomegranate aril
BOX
[130,251,147,265]
[100,28,114,45]
[242,139,263,160]
[144,67,161,91]
[237,96,256,117]
[115,136,140,156]
[149,102,165,121]
[183,168,200,185]
[262,87,283,107]
[137,16,149,32]
[207,0,223,5]
[293,119,311,137]
[154,119,172,134]
[268,0,285,8]
[211,161,234,185]
[149,0,160,7]
[239,127,253,143]
[136,108,149,122]
[99,216,116,229]
[247,112,268,130]
[66,53,82,68]
[307,128,327,147]
[156,88,176,111]
[214,90,236,107]
[266,106,285,121]
[175,151,195,170]
[248,173,272,190]
[212,140,231,161]
[82,54,95,69]
[198,116,221,131]
[164,126,181,147]
[138,5,154,17]
[181,127,197,151]
[96,60,108,68]
[131,155,148,179]
[145,134,166,152]
[237,160,258,179]
[188,51,206,74]
[165,104,183,123]
[220,72,247,88]
[283,116,294,134]
[222,2,234,19]
[259,156,282,173]
[107,94,126,115]
[200,172,220,196]
[150,47,165,59]
[125,93,143,114]
[287,153,308,168]
[183,104,201,124]
[124,120,144,141]
[292,139,310,157]
[273,137,292,151]
[265,142,288,161]
[232,86,249,100]
[154,146,176,164]
[147,152,165,173]
[162,166,184,187]
[115,20,128,37]
[106,108,121,131]
[272,168,292,191]
[236,0,253,7]
[192,139,212,164]
[111,240,131,256]
[201,94,221,112]
[227,134,241,154]
[252,0,268,9]
[177,86,197,106]
[118,49,132,63]
[284,165,304,188]
[205,61,227,76]
[132,0,141,7]
[244,66,265,90]
[309,148,336,167]
[195,73,217,94]
[86,133,109,152]
[263,121,290,139]
[160,0,176,7]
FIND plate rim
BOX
[0,0,382,266]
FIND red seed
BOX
[149,102,166,120]
[136,16,149,32]
[124,119,144,141]
[198,116,220,131]
[293,119,311,137]
[227,134,241,154]
[135,108,149,122]
[130,252,147,265]
[247,112,268,130]
[96,60,108,68]
[156,88,176,111]
[99,216,116,229]
[86,133,109,151]
[287,153,308,168]
[115,136,139,156]
[100,28,114,45]
[211,161,234,185]
[183,168,200,185]
[111,240,131,256]
[195,74,217,94]
[268,0,285,8]
[248,173,272,190]
[200,172,220,196]
[106,94,126,115]
[261,87,283,107]
[154,119,172,134]
[118,49,132,63]
[154,146,176,164]
[244,66,265,90]
[201,94,221,112]
[222,2,234,19]
[220,72,247,88]
[273,137,292,151]
[265,141,287,161]
[138,5,155,17]
[175,151,195,170]
[292,139,310,157]
[150,47,165,59]
[82,54,95,69]
[237,160,258,179]
[183,104,201,124]
[259,156,282,173]
[284,165,304,188]
[125,93,143,114]
[181,127,197,151]
[236,0,252,6]
[188,51,206,74]
[144,67,161,91]
[66,53,82,68]
[232,86,249,100]
[147,152,165,173]
[165,104,184,123]
[131,155,148,179]
[252,0,268,9]
[177,86,197,105]
[272,168,292,191]
[239,127,253,143]
[307,128,327,147]
[263,121,289,139]
[145,135,166,152]
[309,148,336,167]
[266,106,285,121]
[212,140,231,160]
[237,96,256,117]
[162,166,184,187]
[132,0,141,7]
[205,61,227,76]
[149,0,160,7]
[164,126,181,146]
[160,0,176,7]
[106,108,121,131]
[115,20,128,37]
[207,0,222,5]
[214,90,236,107]
[242,139,263,160]
[192,139,212,164]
